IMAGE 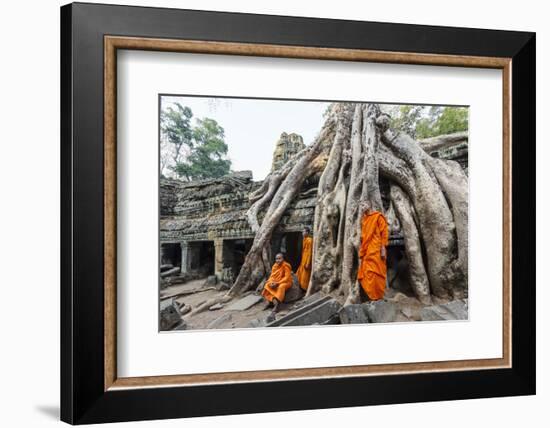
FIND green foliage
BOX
[389,105,425,138]
[161,103,231,180]
[390,105,468,139]
[429,106,468,137]
[175,118,231,180]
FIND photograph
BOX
[159,96,469,331]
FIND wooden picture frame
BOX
[61,2,535,424]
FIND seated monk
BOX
[261,253,293,313]
[357,204,389,301]
[295,227,313,290]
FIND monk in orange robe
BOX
[357,206,389,301]
[296,227,313,290]
[261,253,293,312]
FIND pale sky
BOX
[160,95,330,181]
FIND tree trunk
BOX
[337,104,385,304]
[307,108,353,295]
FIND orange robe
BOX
[357,211,389,300]
[296,236,313,290]
[261,261,293,303]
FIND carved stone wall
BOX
[419,131,469,174]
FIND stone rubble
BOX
[420,299,468,321]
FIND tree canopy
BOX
[161,103,231,180]
[389,105,468,139]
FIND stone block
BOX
[207,313,233,329]
[160,298,182,330]
[420,299,468,321]
[267,296,341,327]
[290,292,323,310]
[160,266,180,278]
[225,294,263,311]
[204,275,218,286]
[160,264,174,272]
[400,307,419,321]
[364,300,398,323]
[339,304,369,324]
[284,276,305,303]
[247,313,275,328]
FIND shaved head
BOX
[275,253,285,264]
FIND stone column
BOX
[214,238,224,278]
[280,235,288,254]
[180,241,190,274]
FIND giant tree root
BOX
[390,184,431,304]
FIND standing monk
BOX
[357,204,389,301]
[295,227,313,291]
[262,253,293,313]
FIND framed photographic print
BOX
[60,2,536,424]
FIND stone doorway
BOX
[160,242,181,268]
[189,241,215,276]
[225,238,253,278]
[386,245,414,296]
[280,232,303,271]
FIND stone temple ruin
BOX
[160,130,468,295]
